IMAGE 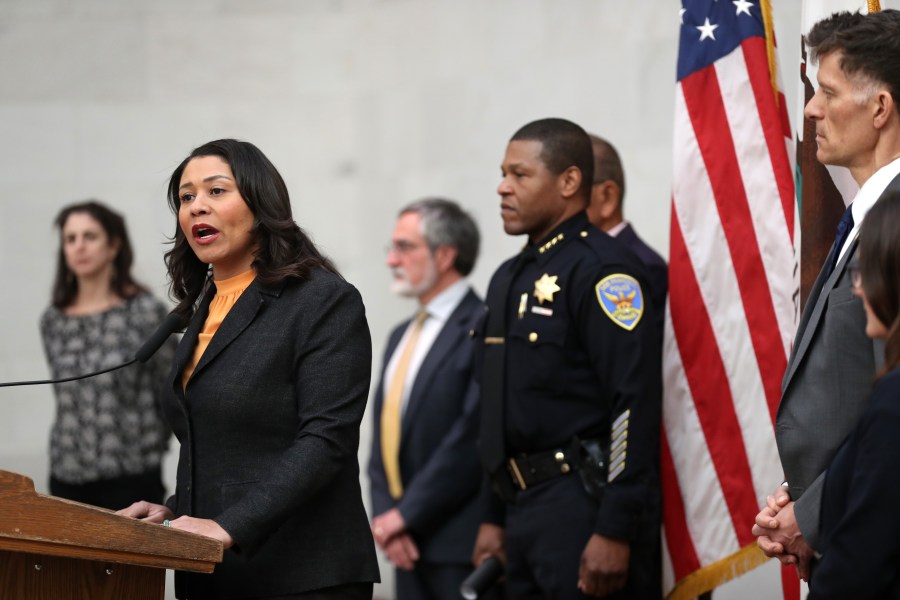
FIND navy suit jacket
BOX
[368,288,485,564]
[616,223,668,334]
[809,368,900,599]
[163,269,379,599]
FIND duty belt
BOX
[505,442,580,491]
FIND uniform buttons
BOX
[528,332,538,342]
[554,451,565,462]
[560,463,571,473]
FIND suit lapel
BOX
[783,170,900,394]
[374,325,407,412]
[782,236,859,392]
[171,289,213,403]
[384,327,406,370]
[187,279,267,386]
[401,326,458,435]
[401,290,478,438]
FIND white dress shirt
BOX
[606,220,628,238]
[837,156,900,264]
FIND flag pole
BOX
[760,0,778,105]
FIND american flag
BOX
[662,1,798,598]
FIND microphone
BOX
[460,556,504,600]
[134,312,182,363]
[0,312,182,388]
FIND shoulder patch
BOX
[595,274,644,331]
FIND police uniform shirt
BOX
[485,211,661,541]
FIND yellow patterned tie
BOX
[381,310,428,499]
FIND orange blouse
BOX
[182,269,257,390]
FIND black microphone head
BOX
[134,312,182,363]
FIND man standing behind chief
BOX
[586,134,668,333]
[369,198,491,600]
[753,8,900,581]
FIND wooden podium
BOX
[0,469,222,599]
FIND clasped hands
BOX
[751,486,814,581]
[116,501,234,549]
[372,508,419,571]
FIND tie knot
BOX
[414,310,429,326]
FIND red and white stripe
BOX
[662,26,798,600]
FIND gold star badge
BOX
[533,274,561,304]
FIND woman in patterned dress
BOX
[40,200,174,510]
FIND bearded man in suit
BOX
[369,198,491,600]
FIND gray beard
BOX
[390,263,438,299]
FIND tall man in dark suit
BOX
[368,198,488,600]
[753,9,900,582]
[586,133,668,332]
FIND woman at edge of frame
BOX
[808,189,900,599]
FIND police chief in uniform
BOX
[471,118,662,599]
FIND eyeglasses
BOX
[385,240,424,255]
[848,260,862,290]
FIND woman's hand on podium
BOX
[166,516,234,549]
[117,502,234,549]
[117,500,174,524]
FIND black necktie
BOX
[479,249,534,474]
[828,204,854,276]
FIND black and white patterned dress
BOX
[40,292,175,485]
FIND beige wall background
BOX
[0,1,803,597]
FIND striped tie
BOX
[381,310,428,499]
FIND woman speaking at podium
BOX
[119,139,379,599]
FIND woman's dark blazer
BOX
[162,268,379,599]
[809,367,900,599]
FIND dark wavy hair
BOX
[165,139,337,323]
[859,190,900,374]
[805,9,900,111]
[510,118,594,203]
[51,200,146,309]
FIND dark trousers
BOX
[261,583,374,599]
[180,582,373,600]
[505,475,661,600]
[180,565,375,599]
[49,466,165,511]
[396,561,501,600]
